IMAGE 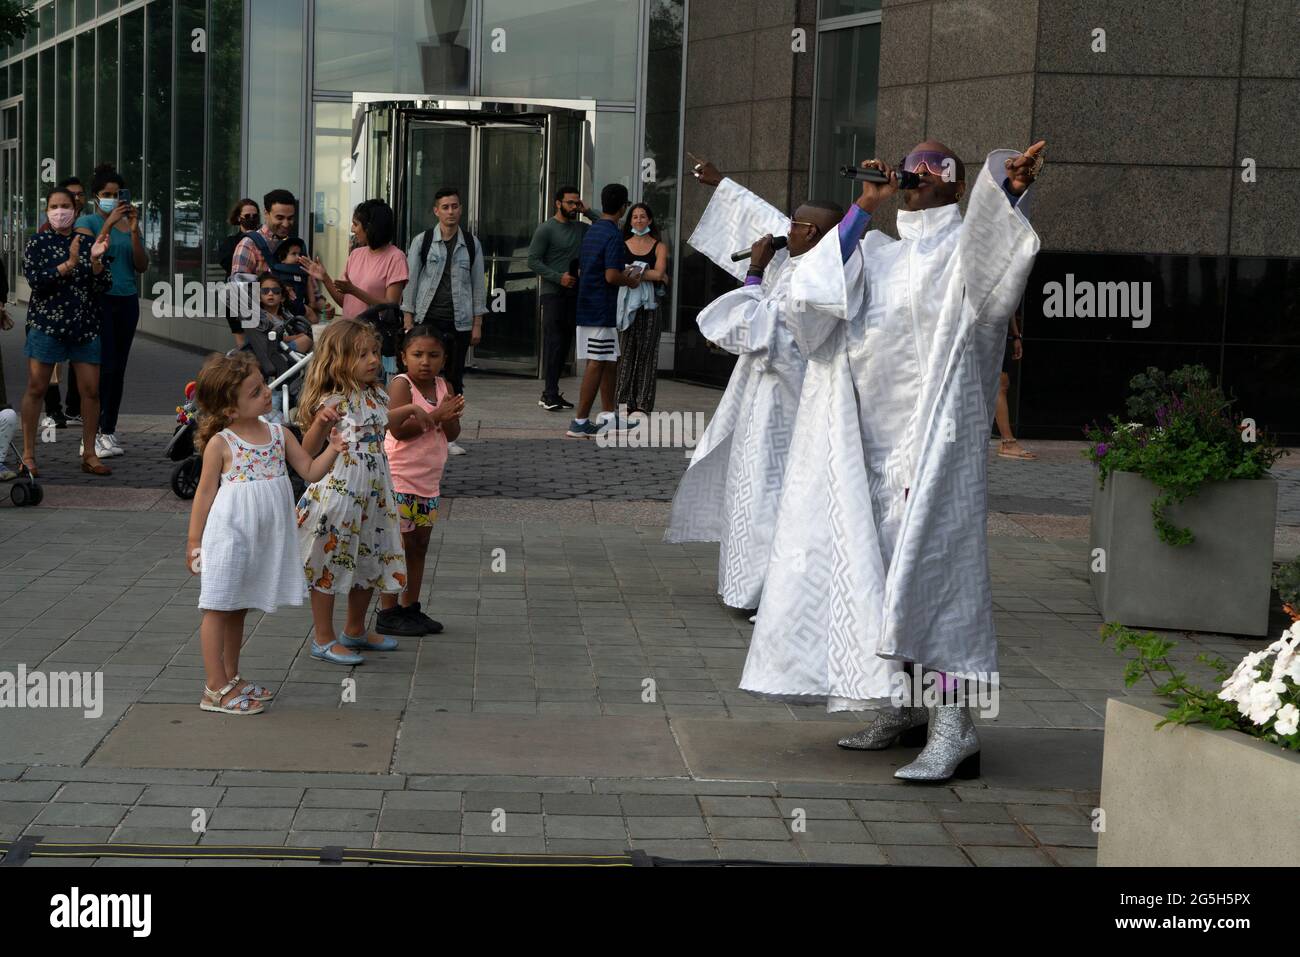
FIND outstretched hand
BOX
[1005,140,1046,195]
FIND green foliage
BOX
[1124,364,1213,424]
[1084,366,1280,545]
[1273,557,1300,610]
[1100,622,1300,750]
[0,2,36,48]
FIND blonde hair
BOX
[297,318,381,429]
[194,352,260,452]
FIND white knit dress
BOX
[198,424,308,612]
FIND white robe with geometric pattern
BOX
[740,150,1041,709]
[664,177,813,609]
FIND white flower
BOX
[1220,651,1267,703]
[1275,704,1300,737]
[1242,680,1285,726]
[1271,644,1300,685]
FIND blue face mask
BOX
[98,197,117,213]
[631,226,651,236]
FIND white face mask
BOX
[631,226,651,236]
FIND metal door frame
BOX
[350,93,596,377]
[0,93,21,301]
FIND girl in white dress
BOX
[186,352,345,715]
[295,318,434,666]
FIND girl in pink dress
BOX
[375,326,465,636]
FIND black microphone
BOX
[839,165,922,190]
[731,235,787,262]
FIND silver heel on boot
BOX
[837,706,929,751]
[894,705,980,782]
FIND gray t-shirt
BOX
[425,249,455,325]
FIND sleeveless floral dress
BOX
[295,388,407,594]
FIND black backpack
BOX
[418,225,477,276]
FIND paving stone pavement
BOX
[0,507,1283,866]
[0,320,1293,866]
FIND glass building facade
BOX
[0,0,877,384]
[0,0,693,369]
[0,0,245,302]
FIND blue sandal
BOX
[338,631,399,652]
[310,639,365,665]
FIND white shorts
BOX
[576,324,620,362]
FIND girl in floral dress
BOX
[296,318,435,665]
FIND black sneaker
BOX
[555,393,575,409]
[376,605,425,637]
[538,394,563,411]
[402,602,444,635]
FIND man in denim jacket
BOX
[402,188,487,448]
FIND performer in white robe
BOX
[664,170,848,610]
[740,139,1046,782]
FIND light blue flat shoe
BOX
[337,632,398,652]
[310,639,365,665]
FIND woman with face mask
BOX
[21,187,113,477]
[218,198,260,281]
[74,163,149,464]
[616,203,670,416]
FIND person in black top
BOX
[616,203,670,415]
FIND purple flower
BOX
[1096,442,1108,457]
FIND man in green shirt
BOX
[527,186,599,411]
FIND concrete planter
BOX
[1098,698,1300,866]
[1089,470,1276,636]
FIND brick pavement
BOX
[0,507,1284,866]
[0,321,1294,866]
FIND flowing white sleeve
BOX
[696,286,767,356]
[785,226,862,358]
[688,177,790,282]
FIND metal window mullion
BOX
[632,0,648,206]
[239,0,249,197]
[169,0,177,280]
[301,0,312,220]
[668,0,687,341]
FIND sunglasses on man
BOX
[900,150,960,180]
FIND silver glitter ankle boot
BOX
[837,706,929,751]
[894,705,980,782]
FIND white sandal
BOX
[230,673,274,702]
[199,679,264,716]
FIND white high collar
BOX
[896,202,962,241]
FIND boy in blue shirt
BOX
[566,183,640,438]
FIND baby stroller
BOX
[0,408,41,507]
[166,321,315,500]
